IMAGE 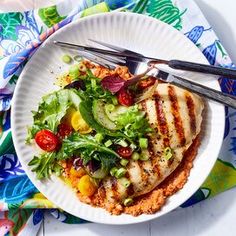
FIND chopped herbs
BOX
[110,167,118,176]
[131,152,140,161]
[115,167,127,178]
[120,177,131,188]
[123,197,133,206]
[163,147,173,160]
[140,150,150,161]
[116,139,128,147]
[62,54,72,64]
[120,159,129,166]
[74,55,82,62]
[139,138,148,149]
[104,139,113,147]
[95,133,104,143]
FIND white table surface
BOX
[1,0,236,235]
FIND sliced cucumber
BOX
[105,104,128,122]
[92,100,119,130]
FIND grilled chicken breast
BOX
[101,83,204,204]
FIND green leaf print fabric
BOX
[38,6,66,27]
[0,0,236,235]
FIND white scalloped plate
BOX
[11,12,225,224]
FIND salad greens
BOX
[58,132,120,160]
[28,152,62,179]
[27,62,153,181]
[58,133,119,172]
[116,105,152,139]
[82,71,114,102]
[62,54,72,64]
[27,89,80,142]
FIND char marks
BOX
[100,83,204,207]
[185,93,196,135]
[153,92,170,147]
[168,86,186,146]
[141,100,147,112]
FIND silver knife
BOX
[156,70,236,109]
[54,40,236,79]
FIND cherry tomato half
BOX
[117,88,134,107]
[116,146,133,158]
[57,123,73,139]
[35,129,60,152]
[137,76,156,90]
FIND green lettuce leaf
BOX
[33,89,70,132]
[116,105,152,138]
[27,89,81,141]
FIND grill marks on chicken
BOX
[185,94,197,135]
[100,84,204,206]
[168,86,186,147]
[153,92,170,147]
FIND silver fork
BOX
[88,40,236,109]
[54,40,236,109]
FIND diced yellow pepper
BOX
[70,167,86,178]
[77,175,97,197]
[71,110,92,133]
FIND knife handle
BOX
[170,75,236,109]
[169,60,236,79]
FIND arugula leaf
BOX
[58,132,120,160]
[56,132,119,173]
[80,149,93,165]
[28,152,62,179]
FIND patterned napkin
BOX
[0,0,236,235]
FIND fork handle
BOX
[169,75,236,109]
[169,60,236,79]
